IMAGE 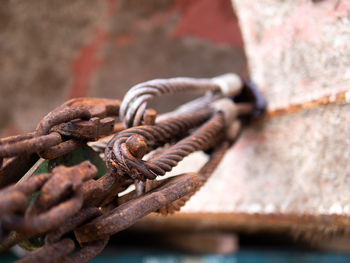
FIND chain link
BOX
[0,74,261,262]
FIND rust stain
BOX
[232,88,350,151]
[115,34,134,45]
[264,89,350,119]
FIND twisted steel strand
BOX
[156,93,221,122]
[109,109,213,179]
[114,111,225,180]
[158,141,231,215]
[120,77,222,128]
[148,113,224,175]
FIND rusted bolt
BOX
[143,109,157,125]
[125,135,148,158]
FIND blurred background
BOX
[2,0,350,262]
[0,0,246,136]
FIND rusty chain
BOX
[0,74,265,262]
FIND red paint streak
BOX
[68,0,117,99]
[68,28,108,99]
[172,0,243,47]
[105,0,117,18]
[115,34,134,45]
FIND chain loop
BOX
[0,74,261,262]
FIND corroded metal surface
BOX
[17,238,75,263]
[0,75,252,262]
[110,109,217,180]
[0,98,120,161]
[2,70,347,261]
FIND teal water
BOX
[1,250,350,263]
